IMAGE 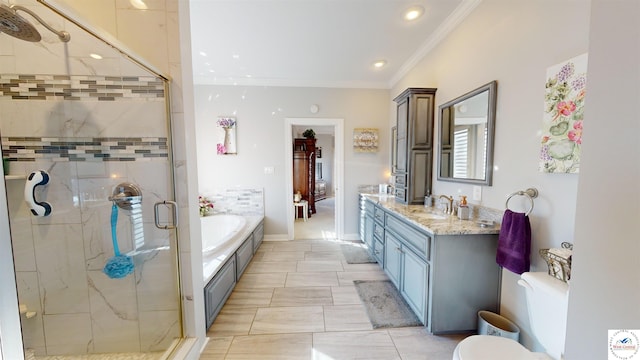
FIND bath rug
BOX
[341,243,376,264]
[354,279,422,329]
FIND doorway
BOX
[285,118,344,240]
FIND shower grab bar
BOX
[24,170,51,217]
[154,200,178,229]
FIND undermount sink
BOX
[416,212,447,220]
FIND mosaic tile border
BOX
[2,137,168,162]
[0,74,165,101]
[205,188,264,216]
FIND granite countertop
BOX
[362,193,501,236]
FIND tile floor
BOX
[200,237,467,359]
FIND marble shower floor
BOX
[200,236,467,359]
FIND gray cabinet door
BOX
[204,257,237,329]
[409,150,432,204]
[400,246,429,325]
[236,234,254,280]
[410,93,435,149]
[395,99,408,173]
[253,222,264,253]
[384,232,402,288]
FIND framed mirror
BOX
[437,81,497,185]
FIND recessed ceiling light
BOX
[373,60,387,68]
[89,53,103,60]
[199,51,207,57]
[404,5,424,21]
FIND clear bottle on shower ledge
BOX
[458,195,470,220]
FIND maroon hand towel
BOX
[496,209,531,274]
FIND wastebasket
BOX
[477,310,520,341]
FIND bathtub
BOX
[201,214,247,254]
[201,214,263,283]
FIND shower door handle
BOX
[154,200,178,229]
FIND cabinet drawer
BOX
[395,174,407,185]
[385,214,431,260]
[364,199,375,216]
[394,188,407,203]
[373,206,386,225]
[373,222,385,240]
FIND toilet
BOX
[453,272,569,360]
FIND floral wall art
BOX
[353,128,379,152]
[216,117,237,155]
[540,53,588,173]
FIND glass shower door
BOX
[0,1,182,358]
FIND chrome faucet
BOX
[439,195,454,214]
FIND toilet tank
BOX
[518,272,569,360]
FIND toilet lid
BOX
[457,335,538,360]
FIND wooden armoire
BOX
[293,138,316,217]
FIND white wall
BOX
[390,0,590,351]
[194,85,390,237]
[565,1,640,358]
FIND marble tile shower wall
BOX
[2,75,180,356]
[207,188,264,216]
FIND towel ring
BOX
[505,187,538,216]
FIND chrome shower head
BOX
[0,4,40,41]
[0,4,69,42]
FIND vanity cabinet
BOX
[428,233,500,333]
[358,196,500,334]
[393,88,437,204]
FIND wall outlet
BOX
[264,166,274,175]
[473,186,482,201]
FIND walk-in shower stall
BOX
[0,0,182,358]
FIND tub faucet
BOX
[439,195,454,214]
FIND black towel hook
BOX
[505,188,538,216]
